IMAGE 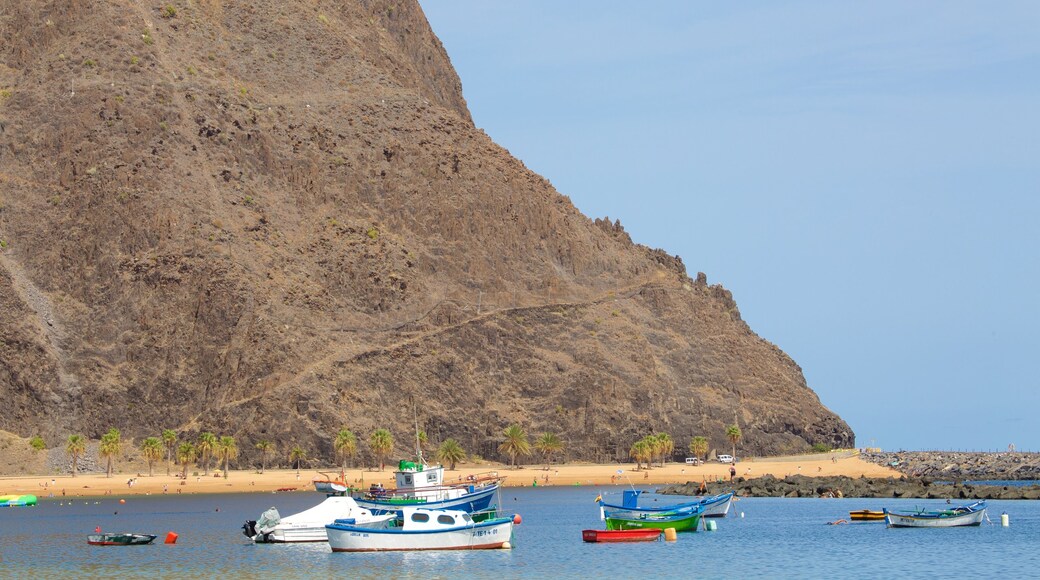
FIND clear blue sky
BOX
[420,1,1040,452]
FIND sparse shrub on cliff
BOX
[141,30,153,45]
[367,227,379,240]
[161,5,176,19]
[812,443,832,453]
[29,435,46,451]
[318,13,330,26]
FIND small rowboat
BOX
[884,501,987,528]
[849,510,885,521]
[582,529,661,543]
[87,533,157,546]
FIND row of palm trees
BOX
[63,429,239,479]
[54,422,584,477]
[631,425,743,470]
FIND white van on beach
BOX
[717,454,735,463]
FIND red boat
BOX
[582,529,662,543]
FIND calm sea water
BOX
[2,486,1038,578]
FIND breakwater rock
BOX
[860,451,1040,480]
[661,474,1040,500]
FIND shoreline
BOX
[2,454,901,499]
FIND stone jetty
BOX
[662,474,1040,500]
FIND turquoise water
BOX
[2,486,1038,578]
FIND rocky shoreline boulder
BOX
[860,451,1040,481]
[661,474,1040,500]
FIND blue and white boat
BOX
[353,459,503,517]
[325,507,516,552]
[599,490,734,519]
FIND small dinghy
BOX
[87,533,157,546]
[582,529,661,543]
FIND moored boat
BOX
[0,494,38,507]
[312,471,349,494]
[849,509,886,521]
[325,507,516,552]
[352,460,503,518]
[87,533,157,546]
[582,529,661,543]
[884,501,987,528]
[603,507,702,532]
[243,495,395,543]
[598,490,733,519]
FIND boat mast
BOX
[412,398,423,464]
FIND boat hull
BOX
[849,510,885,521]
[87,534,157,546]
[884,503,987,528]
[354,483,499,515]
[326,518,514,552]
[604,512,701,532]
[582,529,661,543]
[599,492,733,518]
[247,496,394,543]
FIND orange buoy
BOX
[119,499,126,504]
[164,532,178,544]
[512,514,522,525]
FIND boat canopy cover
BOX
[257,507,281,534]
[398,460,425,472]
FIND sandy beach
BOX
[1,453,900,499]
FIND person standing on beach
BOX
[729,465,736,482]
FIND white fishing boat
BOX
[884,501,987,528]
[353,459,503,517]
[325,506,517,552]
[243,495,394,543]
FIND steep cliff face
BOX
[0,0,852,469]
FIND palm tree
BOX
[289,445,306,474]
[255,439,274,473]
[436,438,466,470]
[535,432,564,469]
[161,429,177,476]
[140,437,164,477]
[499,424,531,468]
[369,429,394,471]
[217,436,238,479]
[177,442,197,478]
[726,424,742,460]
[655,433,674,467]
[689,436,709,461]
[334,429,358,474]
[197,432,217,475]
[66,434,86,477]
[98,428,121,478]
[629,438,651,470]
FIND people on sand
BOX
[729,466,736,481]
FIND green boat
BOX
[604,509,702,532]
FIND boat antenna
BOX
[412,398,423,464]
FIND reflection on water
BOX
[2,486,1038,578]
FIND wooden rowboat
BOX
[582,529,661,543]
[849,509,886,521]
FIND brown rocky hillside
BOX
[0,0,852,472]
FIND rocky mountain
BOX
[0,0,852,470]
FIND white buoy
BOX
[740,511,745,518]
[1001,513,1009,527]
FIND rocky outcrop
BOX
[663,474,1040,500]
[0,0,852,470]
[860,452,1040,481]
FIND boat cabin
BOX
[399,507,474,531]
[395,460,445,490]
